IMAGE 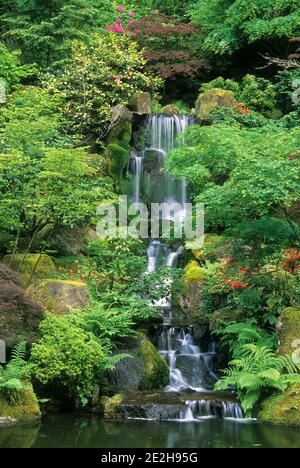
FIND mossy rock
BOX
[26,279,90,314]
[108,334,169,393]
[259,385,300,427]
[0,384,41,423]
[101,394,123,420]
[277,307,300,357]
[195,88,236,120]
[4,254,56,285]
[128,92,152,115]
[161,104,180,115]
[138,334,169,390]
[105,143,129,182]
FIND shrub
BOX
[30,313,105,407]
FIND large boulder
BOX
[128,92,152,115]
[0,263,44,347]
[161,104,180,115]
[108,104,133,147]
[4,254,56,285]
[108,333,169,393]
[195,88,236,120]
[0,384,41,423]
[277,307,300,357]
[27,280,90,314]
[259,307,300,426]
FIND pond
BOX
[0,414,300,448]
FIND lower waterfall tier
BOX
[115,391,244,421]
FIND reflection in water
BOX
[0,415,300,448]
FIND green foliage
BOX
[89,236,146,291]
[30,313,105,407]
[275,69,300,115]
[191,0,300,57]
[0,42,36,89]
[0,146,113,235]
[47,33,162,137]
[216,343,300,417]
[0,0,115,68]
[201,75,277,116]
[166,122,300,229]
[0,342,31,405]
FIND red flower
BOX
[114,75,121,82]
[117,6,125,13]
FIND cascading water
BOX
[128,113,244,421]
[158,327,218,393]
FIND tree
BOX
[0,0,115,68]
[0,42,36,90]
[191,0,300,58]
[126,12,204,80]
[47,33,162,137]
[165,120,300,230]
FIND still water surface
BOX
[0,414,300,448]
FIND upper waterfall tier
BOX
[129,114,190,206]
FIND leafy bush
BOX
[48,33,162,137]
[201,75,277,116]
[30,314,105,407]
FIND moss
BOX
[110,120,132,147]
[138,334,169,390]
[0,384,41,423]
[105,143,129,182]
[4,254,56,285]
[259,385,300,427]
[101,394,123,419]
[26,279,90,314]
[278,307,300,357]
[185,261,208,284]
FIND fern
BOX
[0,342,31,405]
[215,344,300,418]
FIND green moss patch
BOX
[259,385,300,427]
[0,384,41,423]
[4,254,56,285]
[138,334,169,390]
[278,307,300,357]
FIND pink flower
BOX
[129,11,135,17]
[114,75,121,82]
[114,24,124,33]
[117,6,125,13]
[116,19,122,25]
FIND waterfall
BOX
[133,154,144,203]
[127,112,244,422]
[180,400,244,421]
[158,327,218,392]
